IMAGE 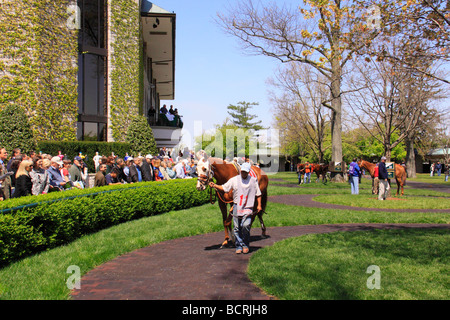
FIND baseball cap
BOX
[241,162,251,172]
[381,156,387,160]
[74,156,82,161]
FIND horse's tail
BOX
[253,166,269,213]
[261,184,268,213]
[402,168,407,186]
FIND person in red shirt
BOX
[304,161,312,184]
[372,163,379,195]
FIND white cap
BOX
[241,162,251,172]
[146,154,153,159]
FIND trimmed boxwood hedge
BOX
[0,179,209,267]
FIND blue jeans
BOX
[304,173,311,184]
[233,213,252,250]
[350,175,359,194]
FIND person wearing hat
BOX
[209,162,262,254]
[378,156,389,200]
[47,156,67,191]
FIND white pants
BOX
[378,180,389,200]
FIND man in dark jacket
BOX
[378,156,389,200]
[141,155,154,181]
[127,158,142,183]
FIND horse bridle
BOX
[197,161,214,188]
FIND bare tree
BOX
[366,0,450,84]
[346,45,444,166]
[269,63,331,163]
[217,0,382,180]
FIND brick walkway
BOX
[71,179,449,300]
[71,223,449,300]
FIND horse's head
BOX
[196,157,211,191]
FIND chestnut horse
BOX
[297,163,329,183]
[358,160,407,196]
[312,164,329,183]
[196,157,269,247]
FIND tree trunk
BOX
[330,66,344,182]
[405,137,417,178]
[385,150,391,162]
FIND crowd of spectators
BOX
[0,146,199,201]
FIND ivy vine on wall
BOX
[109,0,143,142]
[0,0,78,142]
[1,0,144,143]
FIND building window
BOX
[77,122,107,141]
[77,0,107,141]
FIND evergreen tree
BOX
[126,115,158,156]
[0,105,36,154]
[226,101,265,130]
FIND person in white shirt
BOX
[209,162,262,254]
[174,160,186,179]
[93,152,102,172]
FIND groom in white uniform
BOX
[209,162,262,254]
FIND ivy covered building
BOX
[0,0,178,147]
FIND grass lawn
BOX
[0,171,448,300]
[313,194,450,210]
[248,228,450,300]
[408,173,450,185]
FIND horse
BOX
[312,163,329,183]
[358,159,407,196]
[196,156,269,248]
[296,163,305,184]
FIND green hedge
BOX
[0,179,209,267]
[37,141,133,172]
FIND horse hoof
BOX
[220,239,232,248]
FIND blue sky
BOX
[159,0,450,148]
[158,0,284,148]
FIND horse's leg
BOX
[258,192,268,237]
[258,212,266,237]
[219,200,232,247]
